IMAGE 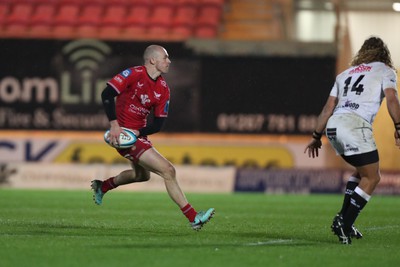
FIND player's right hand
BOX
[395,129,400,148]
[304,138,322,158]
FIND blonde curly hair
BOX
[351,36,394,69]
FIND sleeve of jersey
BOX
[154,88,170,118]
[107,68,133,94]
[382,68,398,91]
[329,80,339,97]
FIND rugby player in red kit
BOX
[91,45,215,230]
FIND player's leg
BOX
[91,163,150,205]
[138,147,215,229]
[112,163,150,185]
[338,172,361,216]
[101,163,150,191]
[91,162,150,205]
[332,172,363,239]
[327,115,375,243]
[332,156,379,244]
[342,161,380,233]
[138,147,188,208]
[91,138,152,205]
[332,170,363,237]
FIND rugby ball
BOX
[104,127,137,149]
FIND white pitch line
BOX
[245,239,294,246]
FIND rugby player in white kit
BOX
[304,36,400,244]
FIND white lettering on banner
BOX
[0,107,109,129]
[217,113,319,133]
[33,109,50,128]
[60,72,108,104]
[52,108,109,129]
[0,108,31,127]
[0,76,58,103]
[60,72,79,104]
[0,74,108,105]
[217,113,265,131]
[266,114,296,132]
[297,115,318,132]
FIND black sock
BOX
[343,187,369,233]
[339,181,359,215]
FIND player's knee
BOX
[162,164,176,181]
[372,172,381,184]
[136,168,150,182]
[140,170,151,182]
[364,171,380,188]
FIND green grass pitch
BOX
[1,189,400,267]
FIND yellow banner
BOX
[54,142,294,168]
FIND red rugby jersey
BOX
[107,66,170,130]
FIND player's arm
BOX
[304,95,337,158]
[314,95,338,133]
[384,88,400,146]
[137,117,166,137]
[101,84,118,121]
[101,85,122,144]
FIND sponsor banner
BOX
[1,163,236,193]
[0,39,199,132]
[199,56,336,134]
[2,162,399,195]
[235,169,400,195]
[234,169,344,194]
[0,137,70,162]
[343,171,400,195]
[0,132,327,169]
[0,39,335,134]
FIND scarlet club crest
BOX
[140,94,150,105]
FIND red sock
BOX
[181,203,197,222]
[101,177,118,193]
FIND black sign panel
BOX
[0,39,336,134]
[199,56,336,134]
[0,39,199,131]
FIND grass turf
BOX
[0,189,399,267]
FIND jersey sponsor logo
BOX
[154,91,161,100]
[121,69,131,77]
[128,103,150,116]
[344,144,359,153]
[341,100,359,110]
[140,94,150,105]
[349,64,372,75]
[137,82,144,88]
